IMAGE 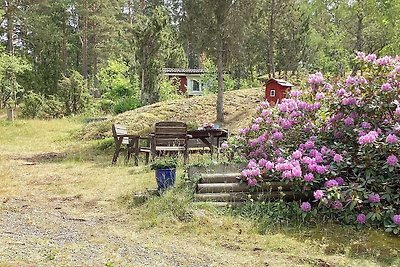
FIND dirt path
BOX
[0,151,298,267]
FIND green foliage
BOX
[140,188,194,224]
[113,97,141,114]
[21,91,45,119]
[201,58,235,94]
[58,71,90,115]
[21,92,65,119]
[159,77,183,101]
[150,157,178,170]
[0,52,31,108]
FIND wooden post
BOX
[7,108,14,121]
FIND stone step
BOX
[200,173,241,183]
[197,181,293,193]
[194,191,302,202]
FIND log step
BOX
[200,173,241,183]
[194,191,301,202]
[197,182,293,193]
[194,202,244,208]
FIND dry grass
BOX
[0,117,399,266]
[81,88,264,140]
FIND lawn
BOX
[0,117,398,267]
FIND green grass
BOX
[0,116,399,267]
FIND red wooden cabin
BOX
[163,68,205,96]
[261,78,294,104]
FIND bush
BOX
[235,52,400,234]
[42,95,64,119]
[159,77,183,101]
[58,71,90,115]
[21,91,45,118]
[113,97,141,114]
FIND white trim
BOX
[270,89,276,97]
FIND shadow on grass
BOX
[274,224,400,266]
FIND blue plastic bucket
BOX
[155,168,176,190]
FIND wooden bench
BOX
[143,121,191,164]
[111,124,139,165]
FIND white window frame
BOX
[270,89,276,97]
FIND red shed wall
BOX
[265,80,289,104]
[179,76,187,93]
[168,75,187,94]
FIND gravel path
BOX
[0,154,278,267]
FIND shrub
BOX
[42,95,64,119]
[234,52,400,234]
[113,97,141,114]
[58,71,90,115]
[21,91,45,118]
[159,77,183,101]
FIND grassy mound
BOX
[81,88,264,140]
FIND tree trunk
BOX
[82,0,88,79]
[216,39,224,123]
[5,1,14,54]
[62,36,68,75]
[268,0,276,76]
[352,9,363,75]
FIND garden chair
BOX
[111,124,139,165]
[145,121,191,164]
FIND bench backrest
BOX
[154,121,187,146]
[112,124,129,145]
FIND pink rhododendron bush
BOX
[234,53,400,234]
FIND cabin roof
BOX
[258,76,294,87]
[163,68,205,75]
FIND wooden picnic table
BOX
[188,128,228,159]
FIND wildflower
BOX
[393,215,400,225]
[308,72,324,85]
[361,122,372,129]
[304,173,314,182]
[251,168,261,177]
[316,92,325,101]
[316,165,327,174]
[324,83,333,91]
[344,117,354,126]
[357,214,366,224]
[386,134,398,144]
[335,177,345,186]
[387,155,398,166]
[265,161,275,170]
[381,83,392,91]
[291,166,302,178]
[313,190,324,200]
[368,193,381,203]
[358,131,378,145]
[272,132,284,141]
[325,179,339,188]
[337,88,346,96]
[396,107,400,116]
[258,158,267,168]
[248,178,257,187]
[333,154,343,162]
[251,124,260,132]
[304,140,315,149]
[300,202,312,212]
[221,142,229,150]
[366,53,377,62]
[292,150,302,159]
[342,97,357,105]
[254,117,263,124]
[332,201,343,210]
[289,90,302,98]
[247,160,257,169]
[376,56,392,66]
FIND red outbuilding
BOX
[163,68,205,96]
[259,77,294,104]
